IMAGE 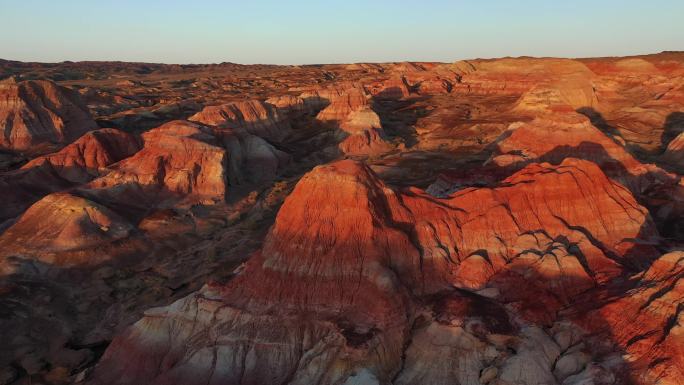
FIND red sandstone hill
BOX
[314,85,394,156]
[0,128,139,223]
[0,53,683,385]
[188,99,291,142]
[90,158,660,385]
[0,77,98,154]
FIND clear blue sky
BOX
[1,0,682,64]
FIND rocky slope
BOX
[188,100,291,142]
[0,128,139,224]
[83,120,230,208]
[315,86,394,156]
[90,158,659,385]
[0,77,98,154]
[579,251,684,385]
[0,53,683,385]
[0,192,133,255]
[21,128,140,183]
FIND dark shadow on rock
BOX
[423,135,679,246]
[370,96,431,149]
[577,107,624,142]
[0,192,274,384]
[660,111,684,149]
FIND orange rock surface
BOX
[90,158,659,384]
[0,192,132,255]
[85,120,229,206]
[189,99,291,142]
[0,128,139,223]
[22,128,140,183]
[0,77,98,153]
[581,252,684,385]
[1,53,683,385]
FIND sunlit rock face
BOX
[315,86,393,156]
[0,128,140,222]
[21,128,141,183]
[488,111,674,195]
[90,158,659,385]
[1,53,684,385]
[579,251,684,385]
[0,192,133,256]
[0,77,98,153]
[189,99,292,142]
[84,120,230,206]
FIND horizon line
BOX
[2,50,682,67]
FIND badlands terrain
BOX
[0,52,683,385]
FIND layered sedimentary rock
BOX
[316,87,393,156]
[0,128,139,223]
[78,119,289,213]
[449,58,598,101]
[489,111,675,196]
[189,100,291,142]
[0,192,132,255]
[2,54,684,385]
[582,252,684,385]
[90,157,658,384]
[315,86,369,122]
[265,94,312,116]
[412,75,453,95]
[221,129,290,185]
[21,128,140,183]
[394,68,454,95]
[581,57,684,153]
[84,120,228,208]
[368,76,412,99]
[0,77,98,153]
[190,101,291,183]
[336,107,393,156]
[0,158,72,223]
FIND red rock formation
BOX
[0,192,132,256]
[489,111,675,196]
[390,62,429,73]
[344,63,385,73]
[85,120,228,207]
[189,100,292,184]
[316,87,393,156]
[79,87,136,109]
[315,87,369,122]
[90,158,657,385]
[578,57,684,153]
[0,129,139,223]
[337,107,393,156]
[398,71,453,95]
[297,82,365,112]
[413,76,453,95]
[0,161,71,223]
[21,128,140,183]
[368,76,411,99]
[2,54,684,385]
[582,252,684,385]
[513,83,598,113]
[297,89,334,111]
[265,94,311,116]
[221,128,290,185]
[80,119,289,213]
[189,99,291,142]
[0,77,98,153]
[445,58,598,105]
